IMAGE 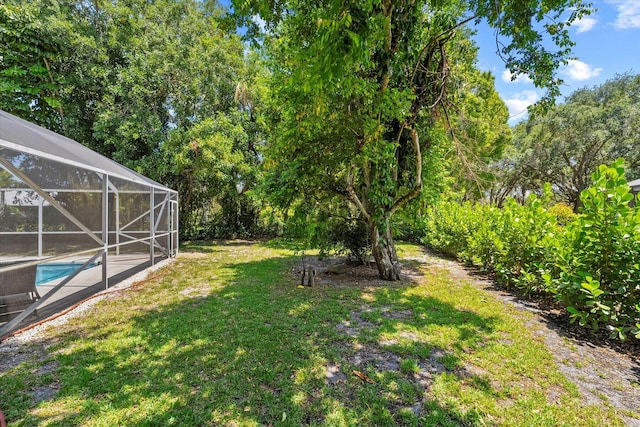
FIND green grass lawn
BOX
[0,241,629,426]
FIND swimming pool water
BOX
[36,262,98,285]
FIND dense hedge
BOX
[421,160,640,340]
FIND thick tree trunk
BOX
[370,222,401,281]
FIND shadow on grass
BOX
[10,244,500,426]
[262,238,304,251]
[179,241,223,253]
[365,293,495,361]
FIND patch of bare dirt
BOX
[0,340,61,406]
[289,256,421,289]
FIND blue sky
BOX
[471,0,640,124]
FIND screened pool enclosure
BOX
[0,110,178,337]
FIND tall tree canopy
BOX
[0,1,67,130]
[492,73,640,210]
[1,0,267,237]
[234,0,591,280]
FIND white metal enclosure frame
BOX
[0,110,178,337]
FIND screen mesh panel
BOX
[1,109,178,336]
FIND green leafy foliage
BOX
[548,202,577,226]
[1,0,269,240]
[423,194,560,295]
[422,160,640,340]
[555,159,640,339]
[0,1,66,129]
[325,217,372,264]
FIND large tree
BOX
[492,73,640,210]
[235,0,591,280]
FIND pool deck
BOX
[2,254,169,334]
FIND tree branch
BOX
[379,0,394,93]
[390,128,422,216]
[410,14,477,86]
[442,100,483,191]
[427,41,450,109]
[42,57,65,130]
[347,165,371,222]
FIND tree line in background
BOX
[490,73,640,210]
[2,1,640,336]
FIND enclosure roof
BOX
[0,109,175,192]
[629,178,640,192]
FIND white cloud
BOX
[252,14,267,32]
[504,90,540,122]
[606,0,640,29]
[573,16,597,33]
[562,59,603,81]
[501,70,532,84]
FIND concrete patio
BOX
[1,254,168,335]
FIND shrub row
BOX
[421,159,640,340]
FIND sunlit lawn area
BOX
[0,241,628,426]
